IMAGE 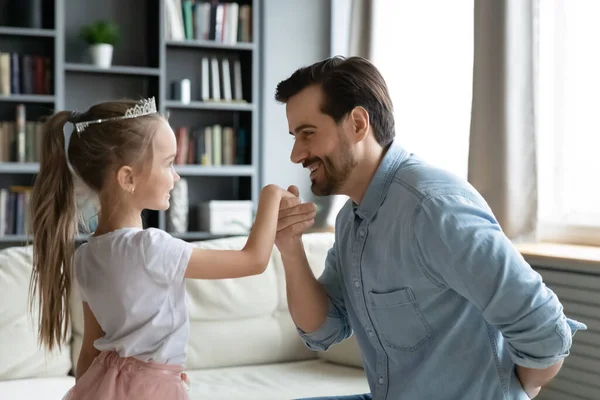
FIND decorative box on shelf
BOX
[197,200,253,235]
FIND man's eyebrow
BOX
[289,124,317,135]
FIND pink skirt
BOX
[63,351,188,400]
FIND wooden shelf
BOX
[174,165,255,176]
[0,27,56,38]
[0,95,55,103]
[65,63,160,77]
[164,100,254,112]
[0,162,40,174]
[165,39,254,51]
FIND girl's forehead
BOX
[152,122,177,152]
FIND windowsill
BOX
[515,241,600,274]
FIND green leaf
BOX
[80,20,120,45]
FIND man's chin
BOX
[310,180,335,197]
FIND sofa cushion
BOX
[0,245,72,380]
[185,359,368,400]
[0,376,75,400]
[71,233,338,370]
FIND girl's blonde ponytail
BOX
[29,111,78,351]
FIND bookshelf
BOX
[64,63,161,77]
[165,39,255,51]
[0,27,56,38]
[0,0,261,245]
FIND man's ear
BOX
[350,106,370,143]
[116,165,135,194]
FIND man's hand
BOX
[275,185,317,256]
[516,360,563,399]
[520,383,541,399]
[517,367,542,399]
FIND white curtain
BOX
[468,0,538,241]
[371,0,473,181]
[320,0,373,228]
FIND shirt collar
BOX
[353,140,409,220]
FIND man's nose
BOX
[290,140,308,165]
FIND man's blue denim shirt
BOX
[298,140,587,400]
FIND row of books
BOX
[0,106,252,166]
[0,186,94,237]
[174,124,249,166]
[0,186,31,237]
[0,104,43,163]
[0,53,52,96]
[165,0,252,44]
[170,56,244,103]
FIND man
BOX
[273,56,586,400]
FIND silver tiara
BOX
[75,97,158,133]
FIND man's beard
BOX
[310,139,357,196]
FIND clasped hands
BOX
[275,185,317,254]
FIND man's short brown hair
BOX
[275,56,395,147]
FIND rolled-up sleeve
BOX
[413,193,587,369]
[297,245,352,351]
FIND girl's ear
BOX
[116,165,135,194]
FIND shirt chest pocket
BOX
[368,287,432,351]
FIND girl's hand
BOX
[264,184,297,199]
[261,184,292,200]
[275,185,317,256]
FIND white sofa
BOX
[0,232,368,400]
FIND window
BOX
[370,0,474,180]
[537,0,600,245]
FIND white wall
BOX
[259,0,331,201]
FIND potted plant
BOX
[80,20,120,68]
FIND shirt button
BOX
[354,280,360,288]
[368,330,375,338]
[359,230,365,237]
[378,377,384,385]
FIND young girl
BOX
[28,97,316,399]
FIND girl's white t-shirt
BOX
[73,227,195,365]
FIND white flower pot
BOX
[89,44,113,68]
